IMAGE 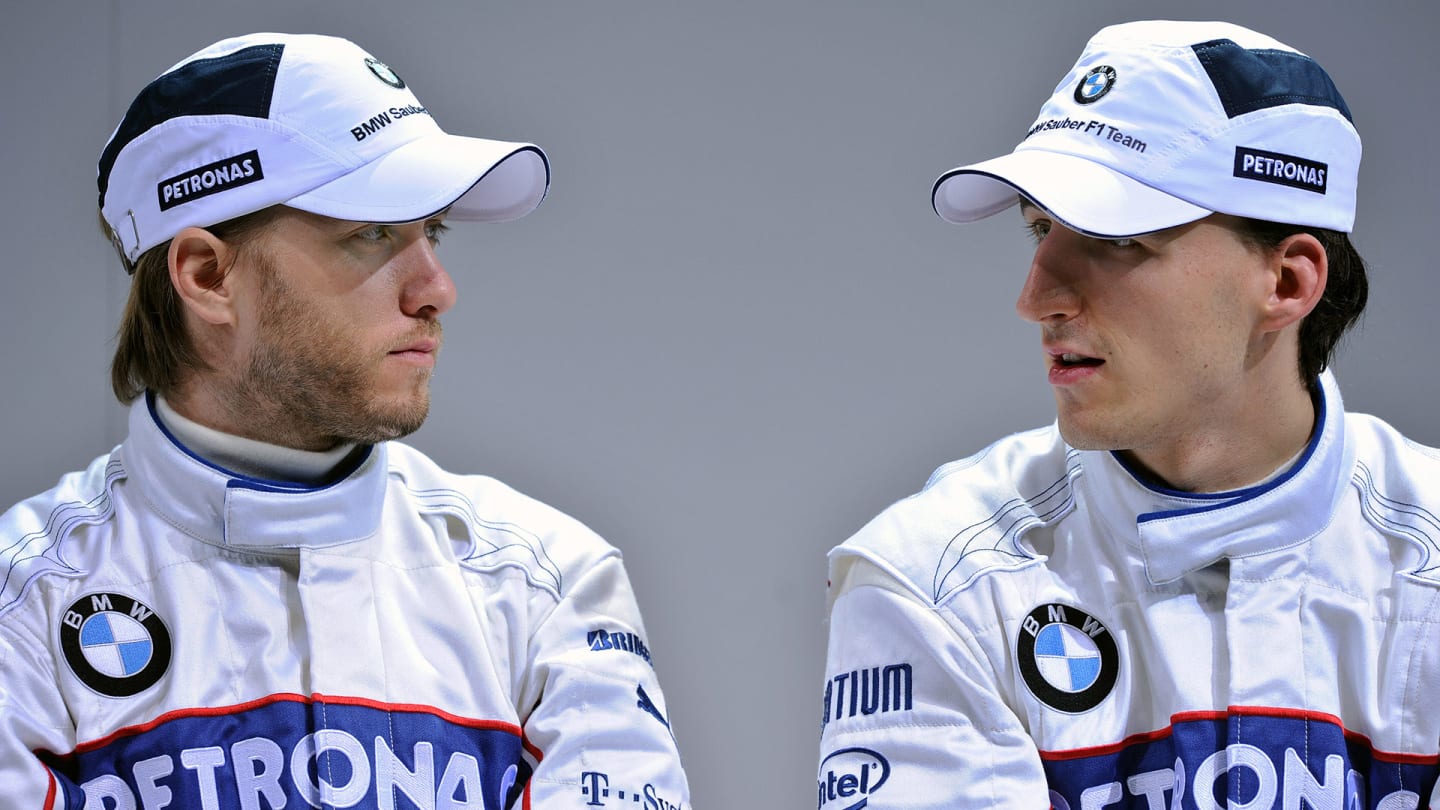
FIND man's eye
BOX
[1024,221,1051,244]
[354,225,389,242]
[1107,237,1138,249]
[425,221,450,244]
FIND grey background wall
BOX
[2,2,1436,807]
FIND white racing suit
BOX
[820,372,1440,809]
[0,394,690,810]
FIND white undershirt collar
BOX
[154,395,359,485]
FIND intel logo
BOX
[818,747,890,809]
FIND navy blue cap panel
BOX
[98,43,285,206]
[1192,39,1354,124]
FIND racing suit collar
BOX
[119,394,386,549]
[1088,370,1352,585]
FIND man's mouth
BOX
[391,339,438,355]
[1054,352,1104,368]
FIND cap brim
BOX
[286,133,549,224]
[932,150,1210,238]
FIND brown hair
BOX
[1233,219,1369,388]
[107,207,284,403]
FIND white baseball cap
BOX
[932,20,1360,237]
[98,33,550,268]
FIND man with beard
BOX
[0,33,690,809]
[818,20,1440,809]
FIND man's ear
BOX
[1260,232,1328,333]
[168,227,239,326]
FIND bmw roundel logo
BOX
[1074,65,1116,104]
[365,57,406,89]
[1016,603,1119,713]
[60,593,172,698]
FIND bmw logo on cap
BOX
[60,592,172,698]
[1074,65,1116,104]
[1016,603,1119,713]
[365,57,406,89]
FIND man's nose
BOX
[1015,229,1082,324]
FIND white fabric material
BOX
[153,394,356,484]
[932,20,1361,236]
[819,371,1440,809]
[0,396,689,809]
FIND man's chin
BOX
[375,407,430,442]
[341,397,431,444]
[1055,416,1123,453]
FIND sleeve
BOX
[516,551,691,810]
[0,626,78,810]
[818,555,1048,810]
